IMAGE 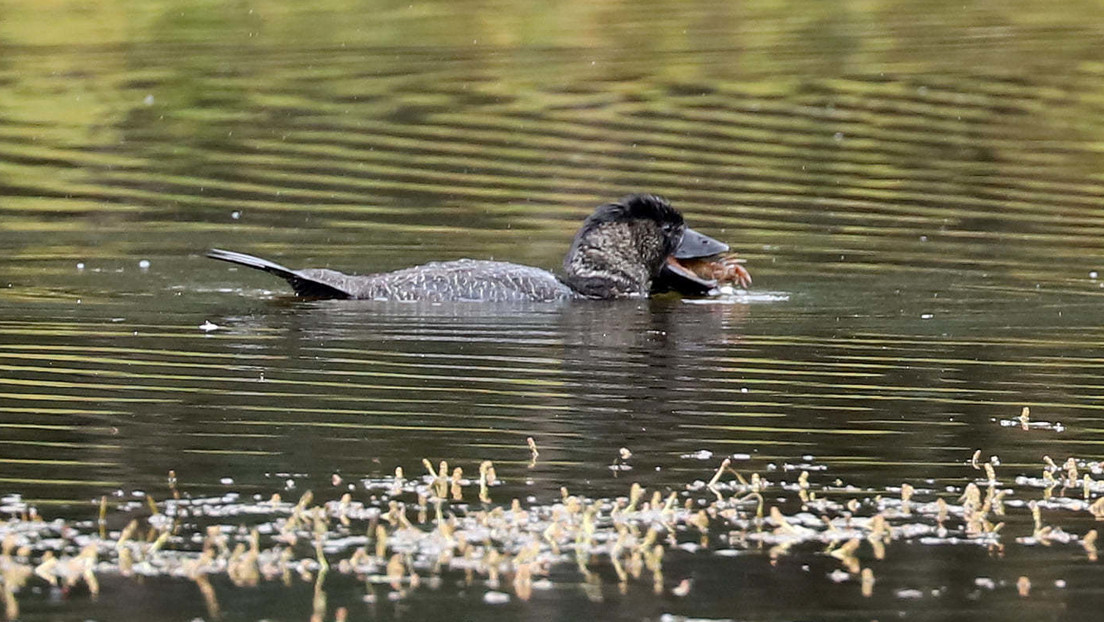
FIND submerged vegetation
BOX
[0,418,1100,620]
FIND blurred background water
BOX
[2,0,1104,619]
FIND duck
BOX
[206,194,749,302]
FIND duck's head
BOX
[562,194,728,299]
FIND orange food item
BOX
[679,254,752,288]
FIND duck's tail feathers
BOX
[207,248,297,276]
[206,248,352,299]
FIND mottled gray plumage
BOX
[300,260,574,302]
[207,194,727,302]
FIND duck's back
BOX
[302,259,575,302]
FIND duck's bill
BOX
[674,227,729,259]
[660,255,717,293]
[655,228,729,294]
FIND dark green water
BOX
[3,1,1104,620]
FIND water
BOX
[3,0,1104,620]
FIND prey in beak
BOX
[656,227,752,296]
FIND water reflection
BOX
[186,297,755,497]
[3,0,1104,619]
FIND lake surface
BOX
[3,1,1104,620]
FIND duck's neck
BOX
[562,222,659,298]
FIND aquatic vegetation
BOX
[0,445,1102,618]
[999,406,1066,432]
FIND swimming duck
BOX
[207,194,748,302]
